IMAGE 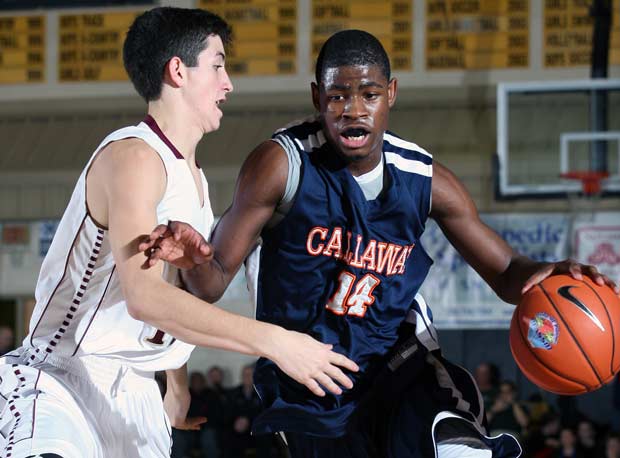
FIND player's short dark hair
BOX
[123,7,231,102]
[315,30,390,84]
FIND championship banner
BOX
[419,213,570,329]
[573,212,620,284]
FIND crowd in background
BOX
[159,361,620,458]
[156,364,285,458]
[475,362,620,458]
[3,323,619,458]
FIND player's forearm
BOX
[493,255,550,304]
[165,364,189,394]
[181,256,231,303]
[126,277,280,358]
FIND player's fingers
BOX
[184,417,207,430]
[602,276,620,294]
[521,265,554,294]
[169,221,191,241]
[183,425,201,431]
[314,372,342,396]
[150,224,170,240]
[200,241,214,256]
[567,261,584,280]
[328,351,359,373]
[324,365,354,390]
[581,264,605,285]
[304,378,325,397]
[140,257,151,270]
[137,235,156,253]
[147,247,165,266]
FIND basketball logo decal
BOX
[557,286,605,332]
[528,312,559,350]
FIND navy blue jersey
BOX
[252,119,434,437]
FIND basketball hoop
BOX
[561,171,609,226]
[560,171,609,197]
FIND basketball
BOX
[510,275,620,395]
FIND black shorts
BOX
[284,323,522,458]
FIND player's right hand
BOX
[138,220,212,270]
[163,385,207,431]
[269,328,359,397]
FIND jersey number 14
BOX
[326,271,380,318]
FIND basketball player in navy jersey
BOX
[0,9,357,458]
[141,30,618,458]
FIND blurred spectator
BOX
[225,364,273,458]
[527,392,554,428]
[200,366,229,458]
[555,427,584,458]
[172,371,209,458]
[0,325,15,354]
[487,380,529,440]
[475,361,500,413]
[525,412,561,458]
[575,419,602,458]
[613,374,620,432]
[207,365,225,388]
[605,433,620,458]
[557,396,584,429]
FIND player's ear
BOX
[311,82,320,111]
[163,56,186,88]
[387,77,397,108]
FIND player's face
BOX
[185,35,233,134]
[312,64,396,172]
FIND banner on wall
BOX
[573,212,620,285]
[39,220,59,257]
[1,212,618,328]
[419,213,571,329]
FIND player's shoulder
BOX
[92,137,166,186]
[383,131,432,161]
[272,117,328,161]
[383,131,432,178]
[99,137,161,165]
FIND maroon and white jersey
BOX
[22,117,213,372]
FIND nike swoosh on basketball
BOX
[557,285,605,332]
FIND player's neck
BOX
[346,151,382,177]
[146,102,201,165]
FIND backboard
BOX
[496,79,620,199]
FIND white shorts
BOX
[0,350,172,458]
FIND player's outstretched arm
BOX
[87,139,358,397]
[429,161,618,304]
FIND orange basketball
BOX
[510,275,620,395]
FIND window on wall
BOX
[0,0,153,10]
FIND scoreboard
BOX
[0,15,44,84]
[200,0,297,76]
[0,1,619,89]
[544,0,620,68]
[426,0,529,70]
[58,11,138,82]
[312,0,413,71]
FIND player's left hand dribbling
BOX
[521,259,619,295]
